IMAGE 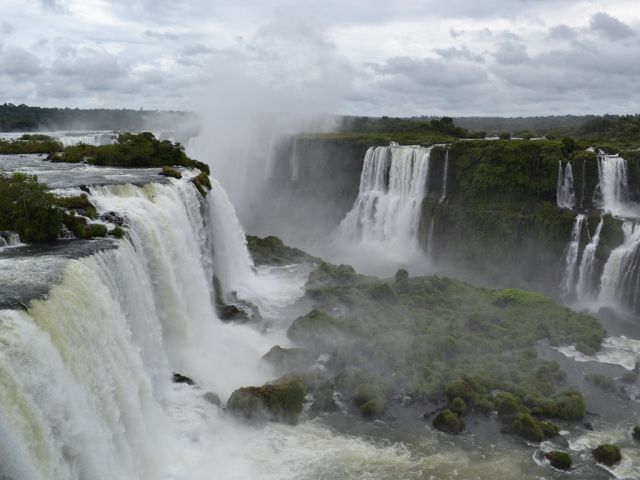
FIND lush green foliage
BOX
[0,134,62,154]
[283,264,602,438]
[592,444,622,466]
[0,173,63,242]
[160,166,182,179]
[0,103,193,132]
[545,451,572,470]
[51,132,210,174]
[432,409,465,434]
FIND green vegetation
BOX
[0,173,63,242]
[226,379,306,425]
[0,103,193,132]
[545,451,572,470]
[0,134,62,154]
[279,262,603,438]
[160,166,182,179]
[432,409,465,434]
[592,444,622,466]
[585,373,616,392]
[191,172,212,195]
[261,346,314,374]
[50,132,210,174]
[246,235,320,266]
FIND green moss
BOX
[450,397,468,414]
[432,409,465,434]
[109,226,125,238]
[160,166,182,179]
[85,223,107,238]
[585,373,616,392]
[510,413,559,442]
[261,346,314,374]
[592,444,622,466]
[246,235,320,266]
[226,379,306,425]
[192,172,212,195]
[359,399,385,418]
[545,451,572,470]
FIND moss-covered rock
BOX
[226,379,306,425]
[510,412,558,442]
[261,346,314,374]
[287,309,342,349]
[359,399,385,418]
[109,226,125,238]
[160,166,182,179]
[192,172,212,195]
[545,451,572,470]
[432,409,465,434]
[246,235,320,266]
[85,223,107,238]
[592,444,622,466]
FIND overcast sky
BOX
[1,0,639,116]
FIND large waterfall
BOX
[333,145,432,273]
[597,154,630,216]
[0,178,307,479]
[576,217,604,301]
[557,161,576,209]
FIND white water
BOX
[556,161,576,209]
[333,145,432,274]
[599,221,640,313]
[560,213,585,297]
[439,148,449,203]
[576,217,604,301]
[597,155,631,216]
[290,138,300,182]
[0,232,20,250]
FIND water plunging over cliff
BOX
[557,161,576,209]
[576,217,604,301]
[439,148,449,204]
[597,154,630,216]
[561,214,586,296]
[333,145,432,274]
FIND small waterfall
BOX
[557,161,576,209]
[426,216,436,260]
[561,214,586,296]
[439,148,449,203]
[0,231,21,249]
[337,144,432,248]
[599,222,640,314]
[597,154,629,215]
[576,217,604,300]
[290,138,300,182]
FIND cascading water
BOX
[0,231,20,249]
[560,213,585,296]
[333,144,432,274]
[557,161,576,209]
[576,217,604,301]
[599,221,640,314]
[439,148,449,204]
[597,154,630,216]
[290,138,300,182]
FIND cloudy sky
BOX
[1,0,639,116]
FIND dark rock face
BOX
[172,372,195,385]
[226,380,306,425]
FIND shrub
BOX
[545,451,572,470]
[0,173,63,242]
[109,226,125,238]
[85,223,107,238]
[160,166,182,179]
[359,399,385,418]
[192,172,212,195]
[592,444,622,466]
[432,409,465,434]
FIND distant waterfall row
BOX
[560,153,640,314]
[336,145,432,248]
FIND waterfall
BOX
[439,148,449,204]
[0,231,20,249]
[337,145,432,247]
[597,154,629,215]
[576,217,604,300]
[599,222,640,314]
[0,179,285,479]
[561,214,586,296]
[290,138,300,182]
[557,161,576,209]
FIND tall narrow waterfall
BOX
[439,148,449,203]
[557,161,576,209]
[599,221,640,314]
[576,217,604,300]
[597,154,629,215]
[561,214,586,296]
[290,138,300,182]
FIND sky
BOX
[1,0,639,116]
